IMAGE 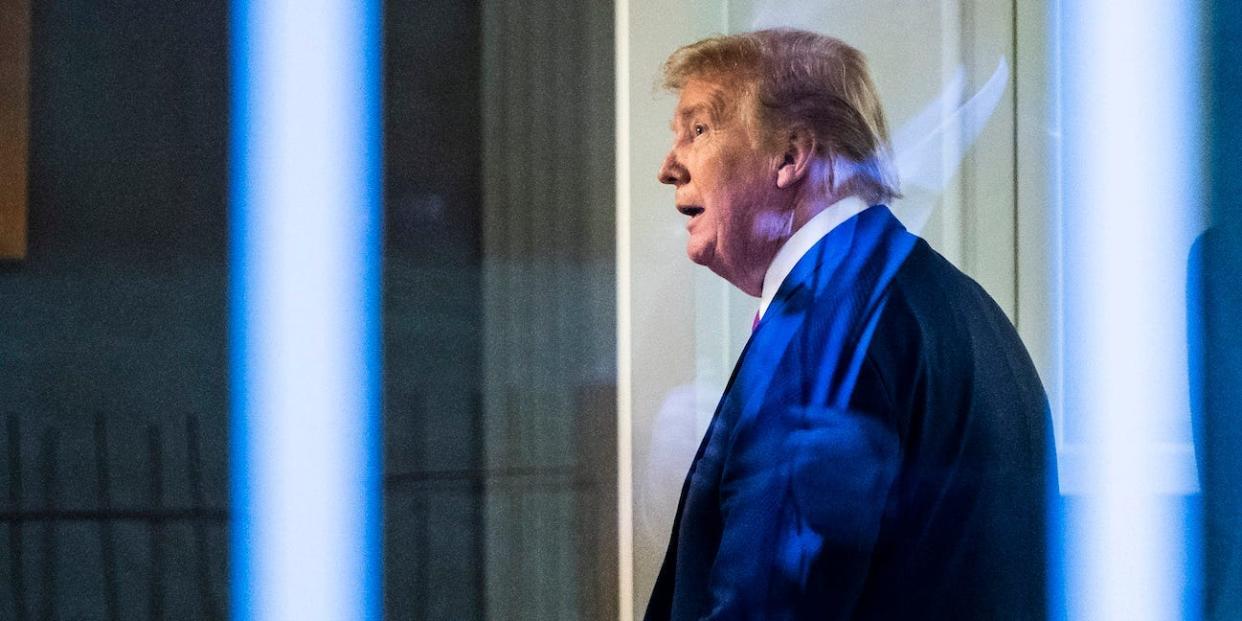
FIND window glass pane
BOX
[383,1,616,618]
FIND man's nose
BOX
[658,151,687,186]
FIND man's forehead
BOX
[672,79,733,124]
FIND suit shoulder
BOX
[876,238,1024,360]
[861,238,1047,430]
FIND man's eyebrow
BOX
[673,99,726,128]
[677,103,712,120]
[671,104,709,132]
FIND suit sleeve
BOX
[701,396,901,620]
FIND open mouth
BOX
[677,205,705,218]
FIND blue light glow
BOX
[230,1,382,619]
[1061,0,1204,618]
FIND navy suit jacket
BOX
[645,206,1053,620]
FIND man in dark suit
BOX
[647,29,1053,619]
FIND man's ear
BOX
[775,126,817,189]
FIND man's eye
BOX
[693,124,706,137]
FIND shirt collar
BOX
[758,195,872,319]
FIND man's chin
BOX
[686,241,714,267]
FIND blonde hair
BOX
[662,28,900,204]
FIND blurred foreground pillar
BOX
[1061,1,1204,619]
[229,1,382,620]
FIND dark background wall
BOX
[1197,1,1242,619]
[0,1,231,619]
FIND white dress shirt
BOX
[757,195,872,320]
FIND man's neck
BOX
[790,187,850,233]
[757,194,872,319]
[731,190,850,297]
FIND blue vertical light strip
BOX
[230,0,382,619]
[1060,1,1202,619]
